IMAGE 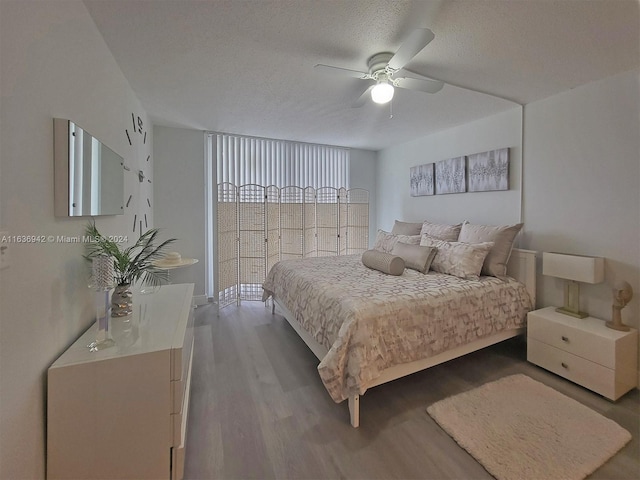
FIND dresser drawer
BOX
[172,340,194,447]
[528,311,615,368]
[171,336,194,413]
[527,338,621,399]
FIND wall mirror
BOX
[54,118,124,217]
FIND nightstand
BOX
[527,306,638,400]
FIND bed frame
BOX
[271,248,537,427]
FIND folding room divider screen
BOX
[217,183,369,308]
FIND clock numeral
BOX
[125,129,132,146]
[144,214,148,229]
[139,220,143,236]
[146,155,150,162]
[132,113,143,133]
[132,214,137,232]
[147,198,151,208]
[143,132,147,144]
[126,195,133,208]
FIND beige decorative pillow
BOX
[372,229,421,254]
[458,223,524,278]
[391,220,423,236]
[361,250,405,276]
[391,242,437,273]
[420,235,494,280]
[420,221,464,242]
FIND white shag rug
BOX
[427,374,631,480]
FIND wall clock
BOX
[125,112,152,235]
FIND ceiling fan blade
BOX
[387,28,435,70]
[351,85,374,108]
[395,76,444,94]
[314,64,369,79]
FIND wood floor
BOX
[184,302,640,480]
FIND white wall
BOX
[377,107,523,230]
[0,2,151,478]
[523,69,639,331]
[153,126,207,299]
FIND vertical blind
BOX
[214,133,350,188]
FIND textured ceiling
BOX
[84,0,639,151]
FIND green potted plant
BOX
[84,221,176,316]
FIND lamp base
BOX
[605,320,630,332]
[557,280,588,318]
[555,306,588,319]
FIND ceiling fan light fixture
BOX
[371,76,394,104]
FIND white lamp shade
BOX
[371,82,394,104]
[542,252,604,284]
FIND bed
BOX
[262,247,536,428]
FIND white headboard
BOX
[507,248,537,307]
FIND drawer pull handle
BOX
[561,336,569,342]
[561,362,568,369]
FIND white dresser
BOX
[527,306,638,400]
[47,283,195,480]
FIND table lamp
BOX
[542,252,604,318]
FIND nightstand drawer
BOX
[527,338,618,399]
[528,311,615,368]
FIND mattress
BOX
[262,254,532,402]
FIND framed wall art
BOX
[410,163,435,196]
[435,156,466,194]
[467,148,509,192]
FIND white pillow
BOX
[458,223,523,278]
[420,221,464,242]
[420,235,494,280]
[391,242,437,273]
[391,220,423,236]
[373,229,421,254]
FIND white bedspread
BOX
[262,254,532,402]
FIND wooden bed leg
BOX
[348,395,360,428]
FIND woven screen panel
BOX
[304,187,317,257]
[266,186,280,275]
[316,204,338,256]
[347,189,370,254]
[280,186,304,259]
[339,188,348,255]
[316,188,339,257]
[238,185,266,300]
[217,183,239,307]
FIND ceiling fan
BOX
[314,28,444,107]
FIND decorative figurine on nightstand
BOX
[606,281,633,331]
